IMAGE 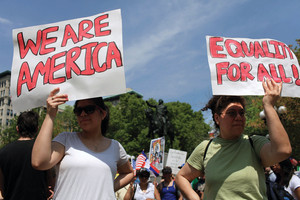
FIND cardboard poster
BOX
[165,148,187,174]
[11,9,126,112]
[206,36,300,97]
[149,137,165,171]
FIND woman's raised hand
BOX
[47,88,68,118]
[262,78,282,107]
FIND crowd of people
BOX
[0,79,299,199]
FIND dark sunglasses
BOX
[223,109,245,118]
[139,174,150,178]
[73,105,99,116]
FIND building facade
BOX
[0,71,14,129]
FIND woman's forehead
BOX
[224,103,244,110]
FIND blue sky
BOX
[1,0,300,122]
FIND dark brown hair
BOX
[202,95,246,129]
[74,97,109,135]
[17,111,39,138]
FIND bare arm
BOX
[32,88,68,170]
[114,161,134,192]
[175,163,202,200]
[123,181,135,200]
[260,79,292,167]
[154,186,161,200]
[294,187,300,200]
[0,169,4,199]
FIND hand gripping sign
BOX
[206,36,300,98]
[11,9,126,112]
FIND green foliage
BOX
[106,94,210,157]
[166,101,210,155]
[243,40,300,160]
[0,116,18,148]
[106,93,149,156]
[54,105,81,137]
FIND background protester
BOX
[157,166,182,200]
[0,111,49,200]
[124,168,161,200]
[32,88,133,200]
[272,159,300,199]
[175,79,292,200]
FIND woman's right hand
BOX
[47,88,68,118]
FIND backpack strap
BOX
[249,135,254,149]
[203,136,254,169]
[203,139,213,161]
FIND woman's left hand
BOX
[262,78,282,107]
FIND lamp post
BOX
[259,106,287,122]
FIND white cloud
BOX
[124,0,244,73]
[0,17,12,24]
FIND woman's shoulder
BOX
[291,174,300,183]
[195,139,213,150]
[54,132,77,139]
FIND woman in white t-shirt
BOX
[272,159,300,199]
[32,88,134,200]
[124,168,161,200]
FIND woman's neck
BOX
[80,130,103,140]
[18,137,33,141]
[164,178,172,184]
[139,182,148,189]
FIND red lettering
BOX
[216,62,229,84]
[106,42,123,69]
[81,42,97,75]
[34,59,51,85]
[40,26,58,55]
[78,20,94,41]
[17,31,42,59]
[241,41,254,57]
[257,63,272,81]
[269,64,282,82]
[269,40,284,59]
[65,47,81,79]
[291,64,300,86]
[17,60,51,97]
[17,62,34,96]
[224,39,245,58]
[227,64,241,81]
[209,37,226,58]
[92,42,108,72]
[284,45,294,59]
[94,14,111,37]
[262,41,274,58]
[254,41,265,58]
[61,24,79,47]
[49,52,66,84]
[240,62,254,81]
[278,64,292,83]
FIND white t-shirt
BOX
[285,174,300,199]
[52,132,128,200]
[134,182,155,200]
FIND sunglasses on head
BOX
[73,105,100,116]
[223,109,245,118]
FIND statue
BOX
[145,99,174,144]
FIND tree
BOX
[106,94,210,157]
[0,116,18,148]
[244,39,300,160]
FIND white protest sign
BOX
[206,36,300,97]
[11,9,126,112]
[166,148,187,175]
